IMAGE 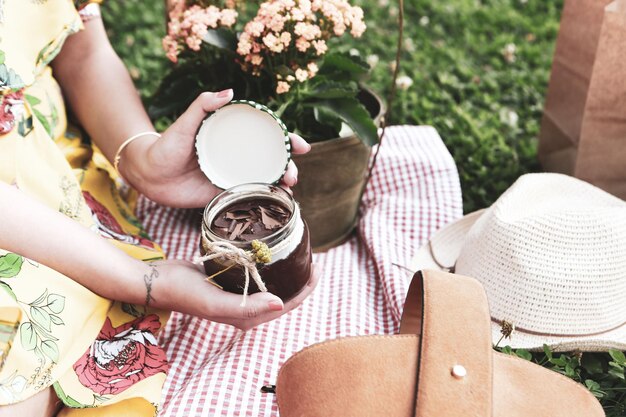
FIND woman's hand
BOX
[154,260,319,331]
[120,90,311,208]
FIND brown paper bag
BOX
[539,0,626,198]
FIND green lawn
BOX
[102,1,626,414]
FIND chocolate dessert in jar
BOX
[200,183,312,301]
[194,100,312,302]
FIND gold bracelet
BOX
[113,131,161,177]
[78,3,102,22]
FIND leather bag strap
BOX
[399,270,494,417]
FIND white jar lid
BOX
[195,100,291,189]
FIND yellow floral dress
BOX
[0,1,170,416]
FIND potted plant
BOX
[152,0,385,250]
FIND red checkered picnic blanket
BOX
[136,125,462,417]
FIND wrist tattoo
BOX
[144,264,159,307]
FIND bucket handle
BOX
[362,0,405,199]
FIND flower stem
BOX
[275,98,293,118]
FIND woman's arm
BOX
[0,183,318,329]
[0,182,156,305]
[50,17,154,169]
[51,16,309,209]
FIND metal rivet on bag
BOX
[451,365,467,379]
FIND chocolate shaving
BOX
[226,211,251,220]
[250,221,263,236]
[228,219,237,234]
[240,221,251,235]
[211,198,291,242]
[229,222,245,240]
[260,207,283,230]
[267,204,288,215]
[214,216,231,228]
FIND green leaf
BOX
[24,94,41,106]
[31,306,52,331]
[542,344,553,360]
[0,253,23,278]
[314,106,342,133]
[608,366,625,380]
[53,382,89,408]
[50,315,65,326]
[32,108,53,139]
[0,281,16,301]
[584,379,607,399]
[0,51,5,65]
[500,346,513,355]
[41,340,59,363]
[46,294,65,314]
[609,350,626,365]
[19,322,38,351]
[564,363,577,378]
[320,52,369,78]
[49,96,59,130]
[550,355,567,367]
[202,28,237,51]
[311,98,378,146]
[304,80,358,99]
[515,349,532,361]
[585,379,601,390]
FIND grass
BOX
[102,1,626,414]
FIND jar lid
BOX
[195,100,291,189]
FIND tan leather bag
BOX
[276,270,604,416]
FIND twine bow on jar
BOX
[196,229,271,307]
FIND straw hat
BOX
[411,173,626,352]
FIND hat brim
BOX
[411,211,626,352]
[490,325,626,352]
[410,209,485,272]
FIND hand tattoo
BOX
[144,264,159,307]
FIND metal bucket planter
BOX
[292,88,385,252]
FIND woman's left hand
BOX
[120,89,311,208]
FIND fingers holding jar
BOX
[150,259,318,331]
[279,133,310,188]
[219,265,320,331]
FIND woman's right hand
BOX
[152,260,319,331]
[120,91,311,209]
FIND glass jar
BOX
[200,183,312,301]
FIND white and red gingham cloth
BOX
[136,125,463,417]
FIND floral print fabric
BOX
[0,1,169,416]
[73,315,168,397]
